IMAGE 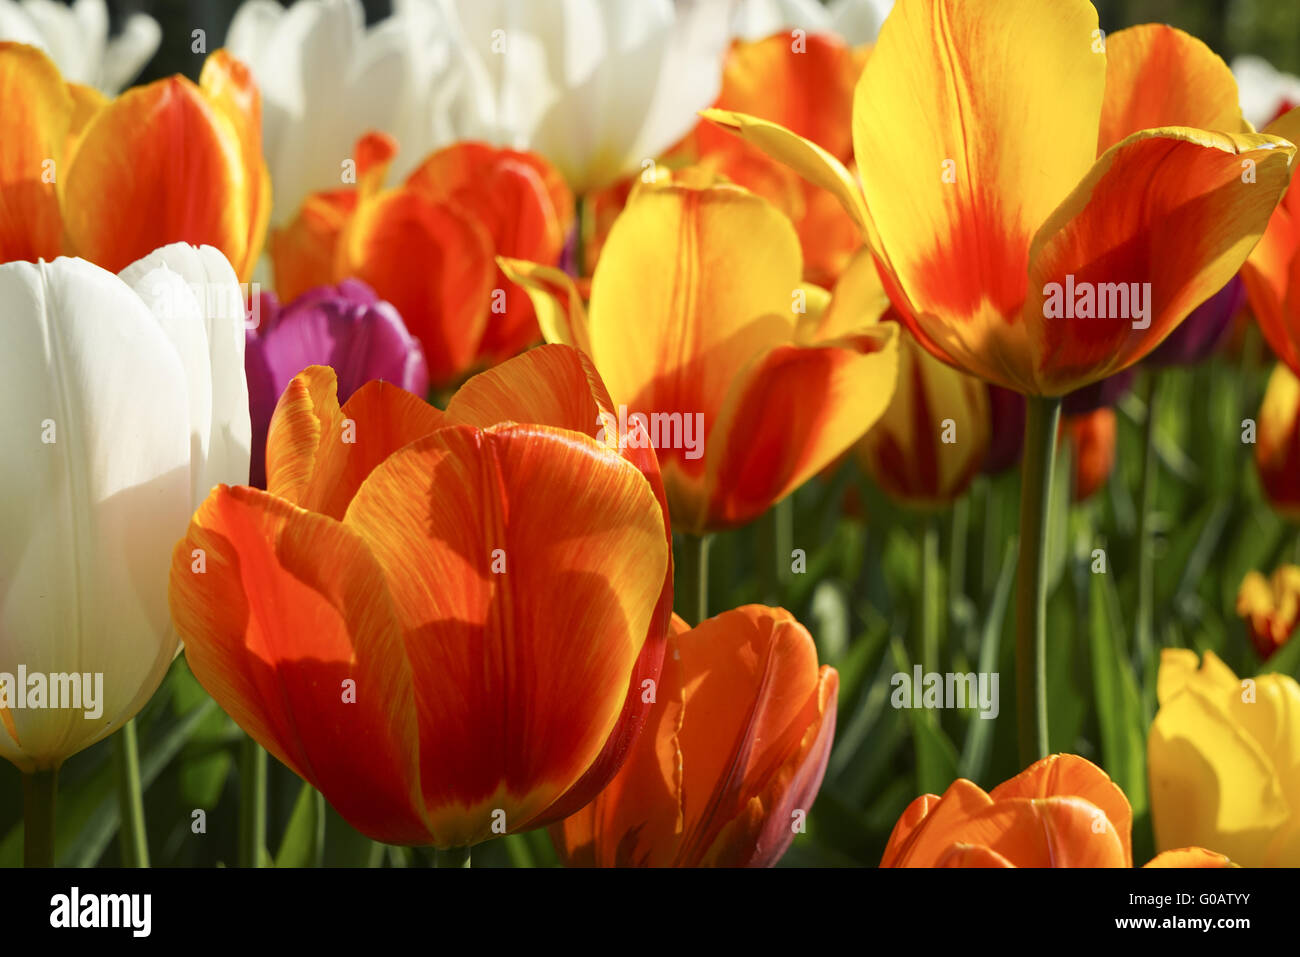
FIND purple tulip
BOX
[983,384,1026,475]
[1063,366,1137,416]
[245,279,429,488]
[1147,276,1245,367]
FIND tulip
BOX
[226,0,457,226]
[1241,107,1300,376]
[730,0,893,46]
[409,0,732,195]
[0,0,159,94]
[1061,368,1136,416]
[552,605,837,867]
[272,136,573,388]
[1236,565,1300,660]
[0,244,250,783]
[1148,649,1300,867]
[858,322,989,508]
[982,385,1025,475]
[169,344,674,851]
[245,279,429,489]
[1255,362,1300,519]
[1060,408,1117,504]
[0,42,270,280]
[705,10,1294,765]
[502,176,899,536]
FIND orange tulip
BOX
[1236,564,1300,660]
[169,344,673,847]
[857,312,990,508]
[1241,106,1300,376]
[272,136,574,388]
[0,42,268,279]
[705,12,1296,396]
[502,174,900,533]
[552,605,837,867]
[1061,407,1117,503]
[1255,361,1300,518]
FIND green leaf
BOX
[275,781,325,868]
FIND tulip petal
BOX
[169,485,431,845]
[342,423,668,846]
[1026,128,1296,394]
[496,258,594,358]
[1144,847,1235,868]
[951,796,1129,867]
[936,844,1016,867]
[270,190,357,303]
[881,793,941,867]
[885,778,995,867]
[1097,25,1246,155]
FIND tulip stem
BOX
[1015,394,1062,766]
[676,533,712,626]
[22,768,58,867]
[918,516,940,670]
[113,719,150,867]
[434,846,471,868]
[1135,374,1160,718]
[574,196,589,278]
[238,736,267,868]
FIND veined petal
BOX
[342,423,668,847]
[880,793,941,867]
[0,42,73,262]
[169,485,432,845]
[270,190,357,303]
[1026,128,1295,395]
[63,74,250,274]
[947,796,1129,867]
[496,258,594,357]
[885,778,995,867]
[1097,24,1246,155]
[851,0,1105,390]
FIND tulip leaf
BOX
[888,638,959,795]
[275,781,325,868]
[959,538,1016,783]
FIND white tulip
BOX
[1232,55,1300,132]
[827,0,893,46]
[0,0,160,94]
[730,0,893,44]
[0,247,249,771]
[226,0,458,226]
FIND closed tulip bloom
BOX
[503,177,900,534]
[0,244,250,771]
[244,280,429,488]
[1148,649,1300,867]
[0,0,159,94]
[883,755,1134,867]
[1236,565,1300,660]
[1255,362,1300,519]
[169,344,674,847]
[1061,407,1117,503]
[858,322,989,508]
[706,10,1295,396]
[272,136,572,388]
[553,605,837,867]
[0,42,269,280]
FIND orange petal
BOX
[1255,361,1300,520]
[1026,128,1295,394]
[1097,25,1247,154]
[169,485,431,845]
[951,796,1129,867]
[989,753,1134,867]
[1062,407,1117,502]
[341,423,669,846]
[1243,106,1300,376]
[881,793,941,867]
[270,190,357,303]
[936,844,1016,867]
[1144,847,1235,868]
[885,778,995,867]
[851,0,1106,390]
[0,42,73,262]
[63,74,251,274]
[339,188,496,387]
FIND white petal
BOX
[120,244,251,496]
[0,2,51,53]
[100,12,160,94]
[828,0,894,46]
[0,258,191,769]
[19,0,90,83]
[730,0,831,41]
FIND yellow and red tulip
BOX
[1236,565,1300,660]
[168,344,674,847]
[0,42,269,280]
[704,9,1296,396]
[502,174,900,534]
[272,136,573,388]
[1255,361,1300,518]
[552,605,837,867]
[1148,649,1300,867]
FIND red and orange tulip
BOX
[1242,107,1300,375]
[272,136,574,388]
[1255,361,1300,518]
[882,753,1231,868]
[169,344,673,847]
[705,11,1296,396]
[1061,407,1117,503]
[502,174,900,534]
[553,605,837,867]
[0,42,268,279]
[1236,564,1300,660]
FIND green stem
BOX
[434,845,471,868]
[919,516,940,670]
[22,768,58,868]
[113,719,149,867]
[675,533,712,626]
[238,736,267,868]
[1134,375,1160,702]
[1015,395,1062,766]
[573,195,588,279]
